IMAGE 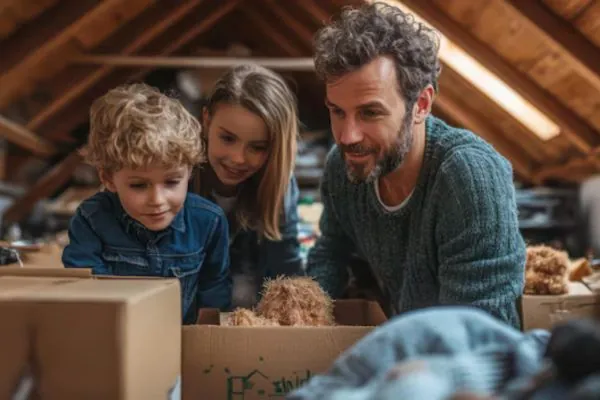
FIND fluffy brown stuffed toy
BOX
[227,308,279,326]
[524,245,569,295]
[227,276,335,327]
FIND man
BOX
[307,2,526,327]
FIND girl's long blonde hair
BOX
[195,64,298,241]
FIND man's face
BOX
[325,56,415,183]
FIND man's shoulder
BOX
[184,193,226,220]
[428,117,510,175]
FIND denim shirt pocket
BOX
[162,249,206,320]
[102,247,150,276]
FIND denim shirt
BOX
[62,191,232,324]
[229,176,303,280]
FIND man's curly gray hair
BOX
[313,2,442,108]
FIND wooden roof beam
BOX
[2,148,83,226]
[144,0,240,57]
[73,55,314,71]
[0,0,60,39]
[505,0,600,93]
[267,1,315,49]
[242,5,305,57]
[0,0,99,74]
[301,0,333,24]
[26,0,208,132]
[535,147,600,184]
[435,93,535,183]
[400,0,599,154]
[36,0,240,143]
[534,158,599,184]
[0,0,139,109]
[0,115,56,157]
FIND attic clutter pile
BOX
[227,276,335,327]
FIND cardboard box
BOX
[0,276,82,400]
[521,282,600,330]
[0,267,91,278]
[182,300,387,400]
[0,273,182,400]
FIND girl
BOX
[191,64,303,308]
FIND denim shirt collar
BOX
[170,208,186,233]
[106,191,187,238]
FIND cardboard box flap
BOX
[0,276,80,296]
[334,299,387,326]
[0,267,92,278]
[5,278,181,303]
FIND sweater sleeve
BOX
[306,149,352,298]
[435,147,526,328]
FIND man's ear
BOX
[413,85,435,124]
[99,169,117,192]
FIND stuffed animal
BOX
[227,308,279,327]
[227,276,335,327]
[524,245,569,295]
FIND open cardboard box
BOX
[0,268,182,400]
[182,300,387,400]
[521,281,600,330]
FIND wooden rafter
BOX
[0,0,146,110]
[0,0,98,74]
[142,0,240,58]
[34,0,240,143]
[73,55,314,70]
[26,0,207,131]
[0,115,56,157]
[0,0,60,40]
[2,148,83,226]
[242,5,305,57]
[534,147,600,183]
[301,0,333,24]
[505,0,600,93]
[435,93,534,182]
[400,0,599,154]
[267,1,314,48]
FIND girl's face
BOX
[204,104,270,188]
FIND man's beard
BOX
[341,113,414,184]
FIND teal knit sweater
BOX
[307,116,526,328]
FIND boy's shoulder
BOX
[77,190,119,218]
[184,192,226,219]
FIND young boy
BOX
[62,83,232,325]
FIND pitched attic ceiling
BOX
[0,0,600,224]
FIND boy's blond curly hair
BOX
[85,83,204,173]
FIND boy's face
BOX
[103,165,191,231]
